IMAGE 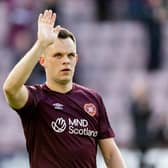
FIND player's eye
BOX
[53,53,63,59]
[68,53,76,58]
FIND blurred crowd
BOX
[1,0,168,167]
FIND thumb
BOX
[53,25,62,34]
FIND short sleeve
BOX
[97,95,115,139]
[13,85,37,120]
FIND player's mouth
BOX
[60,68,71,73]
[61,68,71,72]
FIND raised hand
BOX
[37,10,60,48]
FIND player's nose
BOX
[62,55,70,64]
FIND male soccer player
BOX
[3,10,127,168]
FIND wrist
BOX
[31,41,47,58]
[35,40,48,49]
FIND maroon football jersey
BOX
[14,83,114,168]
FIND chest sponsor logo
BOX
[84,103,97,117]
[51,118,66,133]
[51,118,98,137]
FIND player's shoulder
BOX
[26,84,48,98]
[26,84,44,91]
[73,83,95,92]
[73,83,101,97]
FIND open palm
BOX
[38,10,59,47]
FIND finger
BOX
[50,13,56,27]
[44,10,49,17]
[54,25,61,33]
[46,10,52,22]
[38,13,43,22]
[48,10,53,19]
[43,10,49,22]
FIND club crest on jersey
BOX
[84,103,97,117]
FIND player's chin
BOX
[59,78,72,85]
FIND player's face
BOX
[43,38,78,84]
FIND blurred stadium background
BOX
[1,0,168,167]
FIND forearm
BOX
[99,139,127,168]
[3,41,45,93]
[106,149,127,168]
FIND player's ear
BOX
[39,56,45,67]
[76,54,79,63]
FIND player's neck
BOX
[46,80,73,93]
